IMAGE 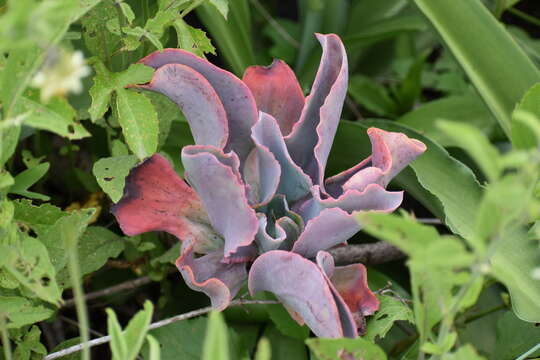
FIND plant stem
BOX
[516,342,540,360]
[66,242,90,360]
[0,315,12,360]
[508,8,540,28]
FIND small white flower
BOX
[31,49,91,102]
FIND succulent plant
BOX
[112,33,426,338]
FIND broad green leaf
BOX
[9,162,50,201]
[0,125,21,168]
[174,19,216,58]
[263,324,308,360]
[493,311,540,360]
[144,92,179,150]
[0,235,61,305]
[115,64,155,89]
[512,82,540,149]
[398,95,497,147]
[491,226,540,322]
[150,242,180,266]
[329,120,483,239]
[93,155,138,202]
[306,338,387,360]
[365,295,414,341]
[208,0,229,19]
[108,301,154,360]
[254,338,271,360]
[56,226,124,288]
[413,0,540,137]
[262,294,310,340]
[348,75,397,117]
[436,120,500,182]
[345,0,408,35]
[202,311,230,360]
[116,89,159,159]
[146,335,161,360]
[0,296,54,329]
[441,344,487,360]
[142,317,207,360]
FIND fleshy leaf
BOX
[112,154,222,254]
[243,60,305,136]
[248,250,346,338]
[298,183,403,223]
[177,246,247,311]
[138,64,229,149]
[138,49,258,162]
[243,143,281,206]
[181,146,258,259]
[251,112,312,202]
[292,207,359,259]
[333,128,427,192]
[286,33,348,189]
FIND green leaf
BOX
[12,325,47,360]
[365,295,414,341]
[208,0,229,19]
[142,317,207,360]
[202,311,230,360]
[9,162,50,201]
[0,235,62,305]
[116,89,159,159]
[56,226,125,288]
[0,296,54,329]
[348,75,397,117]
[512,82,540,149]
[13,199,66,237]
[93,155,138,202]
[115,64,155,89]
[263,294,310,340]
[254,338,271,360]
[306,338,387,360]
[421,332,457,355]
[263,324,308,360]
[398,95,497,147]
[16,95,90,140]
[146,335,161,360]
[174,19,216,58]
[493,311,540,360]
[108,301,154,360]
[413,0,540,138]
[80,0,121,63]
[119,2,135,24]
[0,125,21,168]
[436,120,500,182]
[393,51,428,112]
[441,344,487,360]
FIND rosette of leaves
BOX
[111,33,426,338]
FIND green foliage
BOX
[365,295,414,341]
[202,311,230,360]
[107,300,154,360]
[306,337,387,360]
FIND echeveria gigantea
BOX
[112,34,426,338]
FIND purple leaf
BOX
[112,154,222,253]
[291,208,360,258]
[252,112,312,202]
[248,250,347,338]
[243,59,305,136]
[138,64,229,148]
[298,183,403,222]
[286,34,348,189]
[177,245,247,310]
[243,140,281,206]
[181,145,258,260]
[138,49,258,162]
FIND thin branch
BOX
[44,299,278,360]
[62,276,153,308]
[416,218,443,225]
[330,241,406,266]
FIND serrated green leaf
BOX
[174,19,216,57]
[116,89,158,159]
[365,295,414,341]
[93,155,138,202]
[0,296,54,329]
[9,162,50,201]
[306,337,387,360]
[202,311,230,360]
[115,64,155,88]
[1,235,61,305]
[80,1,121,62]
[89,62,115,121]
